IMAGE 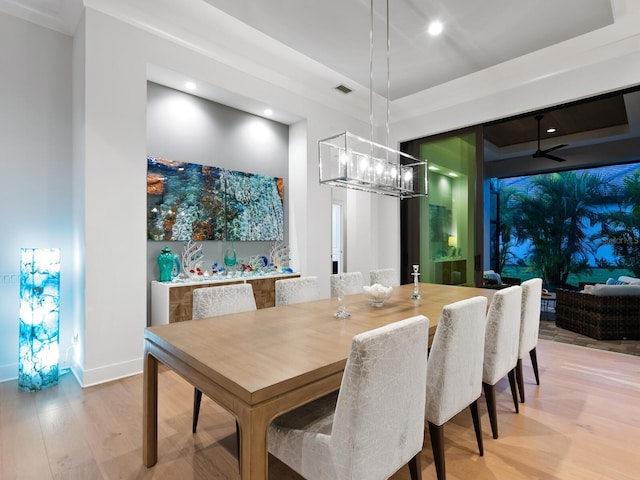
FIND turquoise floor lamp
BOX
[18,248,60,392]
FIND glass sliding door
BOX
[401,129,483,286]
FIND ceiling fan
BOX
[532,114,568,162]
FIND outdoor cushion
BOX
[483,270,502,285]
[618,276,640,285]
[591,284,640,296]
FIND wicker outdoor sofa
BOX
[556,286,640,340]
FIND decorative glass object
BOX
[410,264,423,300]
[18,248,60,392]
[334,274,351,318]
[245,254,268,275]
[224,245,237,267]
[363,284,394,307]
[182,240,204,278]
[224,242,237,276]
[157,246,179,282]
[269,240,290,268]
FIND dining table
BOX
[143,282,496,479]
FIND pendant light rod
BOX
[369,0,374,159]
[386,0,390,149]
[318,0,428,199]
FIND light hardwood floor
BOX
[1,338,639,479]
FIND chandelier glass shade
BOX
[319,131,428,199]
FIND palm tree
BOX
[600,169,640,276]
[511,171,610,290]
[489,179,519,273]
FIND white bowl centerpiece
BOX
[363,283,394,307]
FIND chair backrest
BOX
[331,315,429,479]
[483,286,522,385]
[425,296,488,426]
[275,276,320,306]
[369,268,399,287]
[519,278,543,358]
[330,272,364,297]
[192,283,257,320]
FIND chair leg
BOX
[516,358,525,403]
[530,347,540,385]
[469,400,484,456]
[428,422,446,480]
[235,420,241,462]
[483,382,499,439]
[192,388,203,434]
[193,389,241,469]
[408,452,422,480]
[508,368,519,414]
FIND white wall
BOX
[145,82,291,322]
[0,13,74,382]
[145,83,290,249]
[71,12,86,377]
[68,8,373,385]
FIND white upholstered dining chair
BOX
[192,283,257,320]
[191,283,257,435]
[482,285,522,439]
[330,271,364,297]
[516,278,543,403]
[275,276,320,306]
[425,296,488,480]
[369,268,399,287]
[268,315,429,480]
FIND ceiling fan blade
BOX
[543,152,566,162]
[532,149,566,162]
[542,143,568,154]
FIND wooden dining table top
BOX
[144,282,496,407]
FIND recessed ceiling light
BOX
[185,81,196,91]
[428,166,440,171]
[264,108,273,117]
[428,21,443,36]
[546,127,557,133]
[448,172,458,178]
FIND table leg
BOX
[237,407,270,480]
[143,344,159,467]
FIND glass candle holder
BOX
[334,274,351,318]
[410,264,423,300]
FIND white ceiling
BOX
[3,0,614,100]
[201,0,614,100]
[4,0,637,166]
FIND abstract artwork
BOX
[18,248,60,392]
[147,156,284,241]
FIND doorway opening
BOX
[331,202,344,274]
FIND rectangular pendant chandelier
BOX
[317,0,428,199]
[319,131,428,199]
[18,247,61,392]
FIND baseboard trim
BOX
[74,357,143,388]
[0,362,17,384]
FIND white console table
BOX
[150,273,300,326]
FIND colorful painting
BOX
[147,156,284,241]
